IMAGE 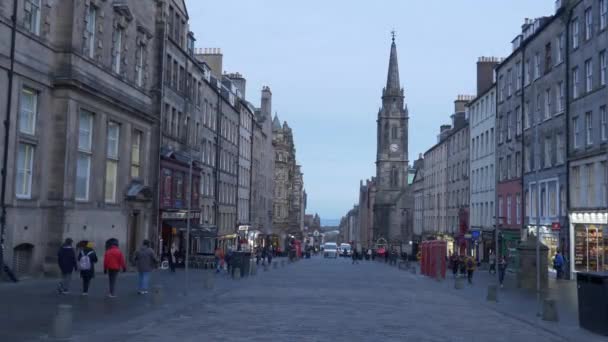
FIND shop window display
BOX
[574,224,607,272]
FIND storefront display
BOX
[574,224,607,272]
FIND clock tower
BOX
[376,34,409,192]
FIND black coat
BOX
[57,246,77,274]
[77,247,98,279]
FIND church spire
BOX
[385,32,401,94]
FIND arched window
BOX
[383,122,389,145]
[390,167,399,187]
[391,126,398,139]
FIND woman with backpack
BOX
[77,241,98,296]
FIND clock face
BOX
[390,143,399,152]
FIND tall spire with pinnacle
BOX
[385,31,401,94]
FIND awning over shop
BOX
[164,220,217,238]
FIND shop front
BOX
[160,210,202,262]
[570,211,608,277]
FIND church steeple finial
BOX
[385,31,401,93]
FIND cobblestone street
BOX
[76,257,600,342]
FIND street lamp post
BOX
[534,117,542,317]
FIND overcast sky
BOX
[186,0,554,222]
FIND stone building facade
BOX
[373,36,413,249]
[1,0,159,275]
[251,87,274,241]
[357,178,376,249]
[272,114,304,249]
[468,59,499,261]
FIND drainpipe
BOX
[155,13,169,258]
[563,7,573,280]
[0,0,19,271]
[248,112,254,228]
[214,92,221,249]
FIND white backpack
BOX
[79,251,93,271]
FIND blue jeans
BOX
[138,272,151,291]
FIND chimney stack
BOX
[198,48,223,79]
[476,56,501,96]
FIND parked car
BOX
[323,243,338,258]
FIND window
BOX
[516,106,522,135]
[535,94,541,124]
[572,19,580,49]
[572,166,580,207]
[586,164,594,206]
[76,111,93,201]
[556,34,564,65]
[176,111,182,138]
[507,69,512,96]
[136,46,144,87]
[545,136,552,168]
[601,50,606,86]
[506,196,512,224]
[534,53,540,79]
[557,82,565,113]
[16,143,34,198]
[19,88,37,135]
[515,152,520,177]
[507,155,512,179]
[85,5,96,58]
[24,0,41,35]
[544,89,551,119]
[602,162,608,205]
[524,101,530,129]
[516,194,521,224]
[525,190,530,218]
[573,67,580,98]
[540,186,546,217]
[556,134,565,164]
[549,183,557,217]
[601,106,607,141]
[498,196,503,220]
[131,130,142,178]
[391,126,398,139]
[585,112,593,146]
[602,0,608,30]
[105,122,120,203]
[585,59,593,92]
[172,61,178,88]
[574,117,581,148]
[507,111,512,139]
[525,145,531,172]
[112,28,123,74]
[531,185,537,217]
[525,59,531,85]
[585,8,593,40]
[545,43,552,72]
[516,61,522,89]
[499,75,504,101]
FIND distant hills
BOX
[321,218,340,226]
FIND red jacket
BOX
[104,246,127,271]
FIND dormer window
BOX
[24,0,42,35]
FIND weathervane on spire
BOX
[391,29,396,43]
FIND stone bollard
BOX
[486,285,498,302]
[152,285,163,306]
[232,268,241,280]
[454,276,464,289]
[542,299,559,322]
[273,261,278,269]
[51,304,73,340]
[203,271,215,290]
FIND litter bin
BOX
[577,272,608,336]
[231,252,251,278]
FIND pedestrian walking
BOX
[498,256,508,288]
[450,254,459,278]
[267,247,273,265]
[215,247,225,273]
[134,240,158,294]
[465,255,476,284]
[351,249,359,264]
[77,241,98,296]
[488,251,496,275]
[168,243,177,273]
[103,239,127,298]
[553,250,564,280]
[384,249,389,263]
[255,248,262,265]
[57,238,77,294]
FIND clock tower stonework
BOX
[373,35,413,247]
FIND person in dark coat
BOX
[57,238,77,294]
[134,240,158,294]
[77,241,98,296]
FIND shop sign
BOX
[471,231,480,239]
[464,233,472,239]
[161,211,200,220]
[551,222,560,231]
[238,225,250,231]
